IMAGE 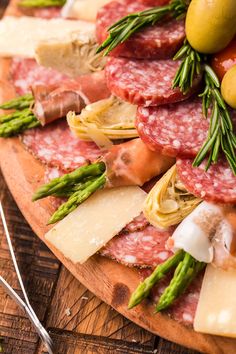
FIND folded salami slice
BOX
[105,57,201,106]
[176,158,236,204]
[136,99,209,157]
[96,0,185,59]
[22,120,101,171]
[101,224,173,267]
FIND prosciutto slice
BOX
[103,138,175,187]
[32,71,110,125]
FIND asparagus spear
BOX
[0,95,39,136]
[0,108,32,124]
[0,110,40,137]
[0,94,33,110]
[52,177,98,198]
[32,162,106,201]
[19,0,66,7]
[156,253,205,312]
[48,173,106,224]
[128,250,185,309]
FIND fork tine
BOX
[0,201,53,353]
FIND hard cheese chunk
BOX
[0,16,94,58]
[194,264,236,337]
[45,186,146,264]
[62,0,111,21]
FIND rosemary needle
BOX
[172,39,204,94]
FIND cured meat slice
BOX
[22,120,101,171]
[140,0,170,5]
[44,166,63,182]
[122,213,149,233]
[136,99,208,157]
[11,58,110,109]
[11,58,69,95]
[101,224,174,267]
[96,0,185,59]
[32,71,110,125]
[176,158,236,204]
[105,57,200,106]
[139,268,203,326]
[148,270,203,325]
[19,3,61,19]
[31,7,62,19]
[103,138,175,187]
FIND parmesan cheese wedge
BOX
[194,264,236,338]
[0,16,94,58]
[45,187,146,264]
[62,0,111,21]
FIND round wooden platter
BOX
[1,3,236,354]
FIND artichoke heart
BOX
[35,29,106,77]
[144,165,201,229]
[67,96,138,144]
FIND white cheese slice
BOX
[45,186,146,264]
[194,264,236,338]
[0,16,94,58]
[62,0,111,21]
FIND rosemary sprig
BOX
[172,39,205,94]
[172,40,236,174]
[97,0,189,56]
[193,65,236,175]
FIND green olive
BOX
[186,0,236,54]
[221,64,236,109]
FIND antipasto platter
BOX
[1,1,236,353]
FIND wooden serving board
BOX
[1,2,236,353]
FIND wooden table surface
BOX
[0,2,201,353]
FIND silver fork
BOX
[0,201,53,354]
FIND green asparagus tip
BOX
[32,162,106,201]
[47,173,106,224]
[128,250,185,310]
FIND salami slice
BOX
[101,224,174,267]
[22,120,101,171]
[20,6,62,19]
[136,99,209,157]
[96,0,185,59]
[122,213,149,233]
[11,58,69,95]
[106,57,200,106]
[140,0,170,5]
[166,272,203,326]
[44,166,63,182]
[176,158,236,204]
[31,7,62,19]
